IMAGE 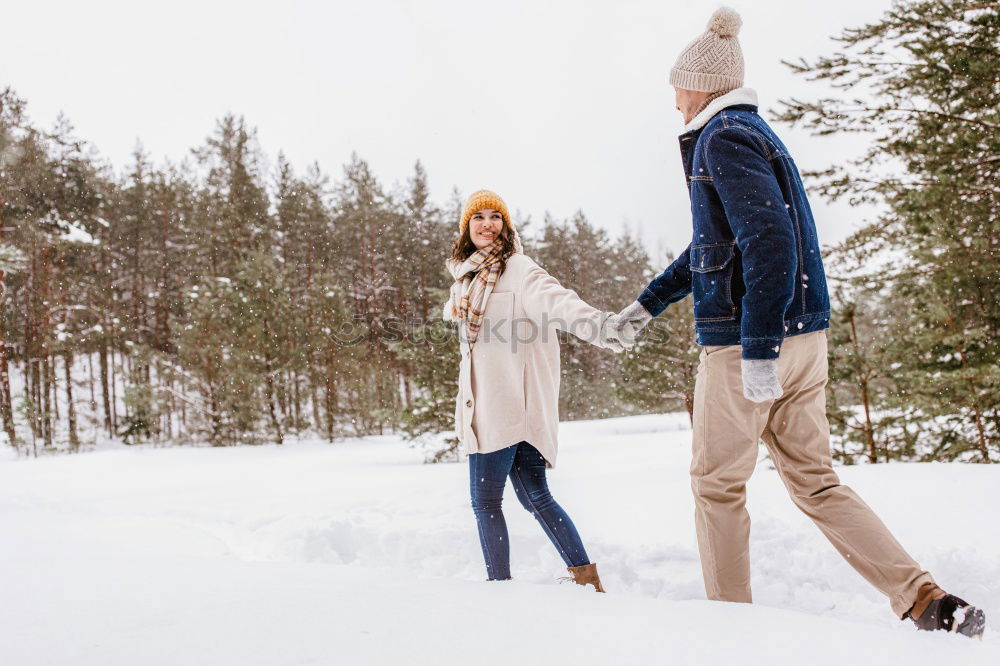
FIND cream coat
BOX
[444,254,611,467]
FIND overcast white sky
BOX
[4,0,893,264]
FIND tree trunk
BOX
[64,352,79,451]
[48,353,59,423]
[265,370,283,445]
[944,314,991,462]
[324,349,336,443]
[261,318,283,445]
[178,376,187,435]
[291,370,301,431]
[87,351,96,413]
[0,203,17,447]
[311,369,323,437]
[37,246,53,447]
[847,310,877,464]
[0,268,16,448]
[99,343,112,436]
[163,370,174,441]
[29,357,41,440]
[41,355,53,448]
[110,346,118,433]
[205,352,223,446]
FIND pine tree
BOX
[273,155,335,436]
[0,88,32,448]
[775,0,999,461]
[332,154,400,434]
[192,115,272,275]
[824,288,922,463]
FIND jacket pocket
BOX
[690,243,737,322]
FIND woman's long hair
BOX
[449,221,517,274]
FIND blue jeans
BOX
[469,441,590,580]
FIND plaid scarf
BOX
[446,239,506,348]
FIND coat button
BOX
[465,400,473,408]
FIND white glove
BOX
[597,314,628,353]
[614,301,653,348]
[741,359,783,403]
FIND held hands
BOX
[741,359,783,402]
[614,301,654,349]
[597,301,654,353]
[597,314,628,353]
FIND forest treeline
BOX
[0,0,996,462]
[0,92,696,458]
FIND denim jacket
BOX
[637,88,830,360]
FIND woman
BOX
[443,189,627,590]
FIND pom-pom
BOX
[707,7,742,38]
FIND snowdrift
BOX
[1,414,996,665]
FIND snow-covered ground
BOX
[2,413,997,665]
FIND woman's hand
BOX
[597,314,629,353]
[613,301,653,347]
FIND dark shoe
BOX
[564,563,606,593]
[908,583,986,639]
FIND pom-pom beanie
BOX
[669,7,744,93]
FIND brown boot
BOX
[566,563,606,593]
[908,582,986,639]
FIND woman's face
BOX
[469,208,504,250]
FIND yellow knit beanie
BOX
[459,190,511,234]
[457,189,523,255]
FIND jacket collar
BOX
[683,87,758,133]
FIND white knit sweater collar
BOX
[684,87,758,133]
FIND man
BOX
[614,7,984,638]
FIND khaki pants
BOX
[691,330,932,618]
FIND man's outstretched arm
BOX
[637,246,694,317]
[614,247,693,346]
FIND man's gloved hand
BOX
[615,301,654,349]
[741,359,783,403]
[597,314,627,353]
